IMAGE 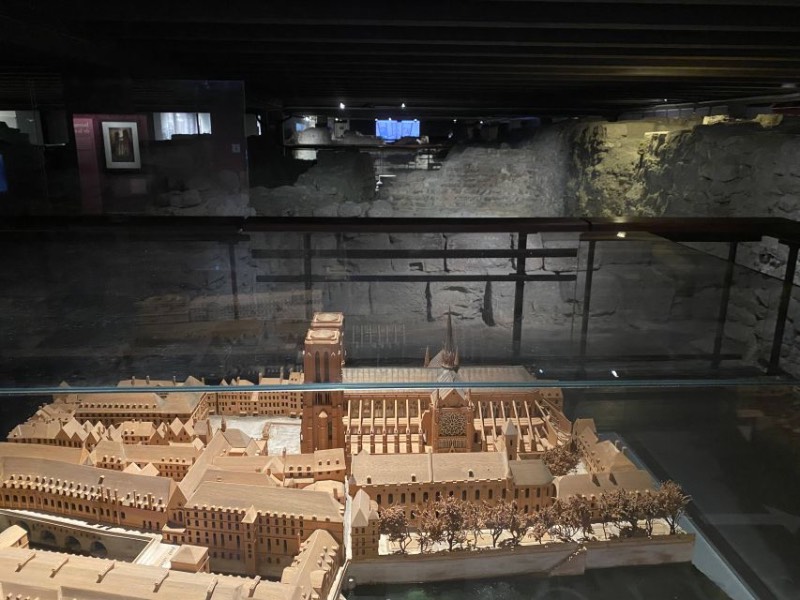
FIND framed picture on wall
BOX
[101,121,141,170]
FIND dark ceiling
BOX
[3,0,800,119]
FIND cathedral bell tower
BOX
[301,312,345,453]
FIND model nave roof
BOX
[343,365,538,391]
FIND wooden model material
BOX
[0,311,669,598]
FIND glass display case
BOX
[0,216,798,600]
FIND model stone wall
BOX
[346,533,695,585]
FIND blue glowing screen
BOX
[376,119,420,141]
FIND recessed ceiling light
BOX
[401,102,406,109]
[339,102,345,109]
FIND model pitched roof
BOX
[221,428,253,449]
[75,391,204,415]
[186,482,343,521]
[0,545,287,599]
[589,440,637,472]
[0,456,179,509]
[92,440,200,465]
[555,469,655,499]
[350,489,379,528]
[352,451,552,487]
[280,529,340,597]
[508,460,553,486]
[0,442,86,464]
[502,419,518,437]
[283,449,346,474]
[170,544,208,567]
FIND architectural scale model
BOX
[0,312,687,599]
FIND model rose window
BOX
[439,412,467,437]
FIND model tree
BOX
[482,501,507,548]
[639,490,660,537]
[606,489,639,537]
[597,492,616,539]
[657,480,691,535]
[417,504,445,553]
[573,496,594,539]
[504,501,530,546]
[462,500,485,548]
[436,496,467,551]
[542,443,581,476]
[379,505,411,554]
[528,506,552,544]
[551,497,587,541]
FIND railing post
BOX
[511,232,528,358]
[227,242,240,320]
[303,233,313,321]
[768,242,798,374]
[579,240,596,370]
[712,242,737,369]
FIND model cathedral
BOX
[303,312,570,458]
[0,312,659,599]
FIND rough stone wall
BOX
[563,116,800,372]
[565,116,800,222]
[376,125,572,218]
[250,151,376,217]
[249,125,572,219]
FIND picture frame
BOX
[101,121,141,170]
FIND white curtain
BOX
[156,112,211,140]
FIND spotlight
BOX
[611,370,619,378]
[453,119,457,123]
[616,232,627,239]
[479,120,484,124]
[339,102,345,109]
[663,98,668,102]
[401,102,406,109]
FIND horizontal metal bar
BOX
[244,217,590,234]
[0,216,794,243]
[257,273,575,283]
[567,352,742,363]
[251,248,578,259]
[0,376,792,397]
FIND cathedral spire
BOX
[441,309,459,370]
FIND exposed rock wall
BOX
[567,117,800,221]
[376,126,572,218]
[564,116,800,373]
[250,151,376,217]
